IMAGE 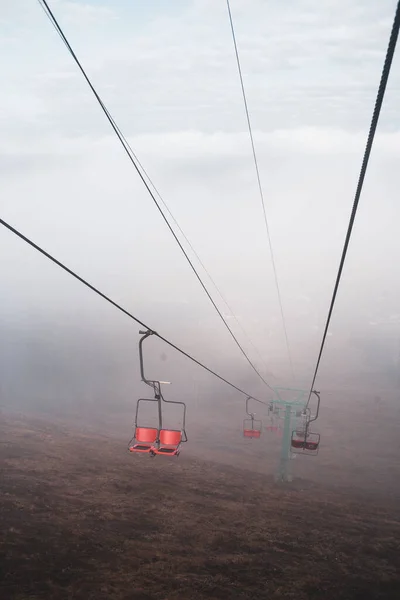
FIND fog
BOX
[1,1,400,493]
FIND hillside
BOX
[1,411,400,600]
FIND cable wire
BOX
[308,0,400,400]
[226,0,294,381]
[0,217,267,402]
[38,0,274,381]
[37,0,274,391]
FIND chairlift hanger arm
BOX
[308,390,320,424]
[245,396,255,418]
[137,332,188,443]
[296,390,320,447]
[138,329,159,388]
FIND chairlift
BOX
[128,330,187,457]
[243,396,262,439]
[290,390,321,456]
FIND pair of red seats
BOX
[243,428,261,439]
[291,438,319,451]
[291,431,320,452]
[129,426,182,456]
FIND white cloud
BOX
[2,0,399,141]
[56,1,118,24]
[1,0,400,384]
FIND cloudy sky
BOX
[1,0,400,401]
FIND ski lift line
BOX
[113,126,277,382]
[225,0,295,382]
[103,126,275,382]
[36,0,274,392]
[0,217,266,402]
[36,0,273,381]
[307,0,400,403]
[246,395,270,407]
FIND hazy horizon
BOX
[1,0,400,412]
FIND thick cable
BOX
[0,217,267,401]
[308,0,400,400]
[36,0,273,391]
[226,0,294,381]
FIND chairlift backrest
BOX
[291,438,305,449]
[305,440,318,451]
[136,427,158,443]
[160,429,182,446]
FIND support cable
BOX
[37,0,273,380]
[307,0,400,401]
[36,0,274,391]
[0,217,267,401]
[226,0,294,381]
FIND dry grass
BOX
[1,411,400,599]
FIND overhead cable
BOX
[37,0,274,391]
[39,0,274,381]
[226,0,295,381]
[308,0,400,399]
[0,217,267,402]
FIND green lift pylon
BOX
[271,387,309,483]
[242,388,321,482]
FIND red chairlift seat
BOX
[152,429,182,456]
[268,426,283,437]
[303,433,320,454]
[266,425,279,433]
[291,437,305,449]
[129,427,158,453]
[291,430,320,455]
[244,429,261,438]
[243,418,262,439]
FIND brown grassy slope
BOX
[1,412,400,600]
